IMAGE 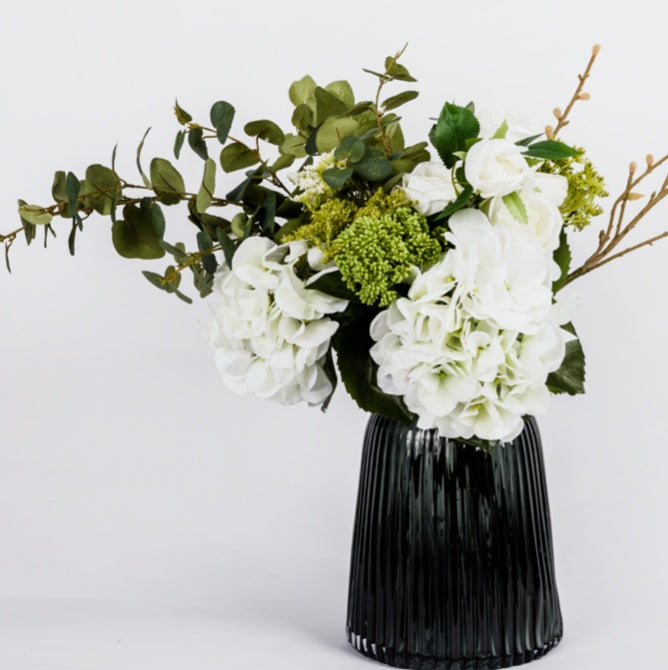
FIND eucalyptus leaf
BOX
[81,164,121,215]
[210,101,235,144]
[174,130,186,159]
[322,167,353,190]
[173,100,192,125]
[220,142,259,173]
[136,127,152,188]
[244,119,285,145]
[313,87,348,125]
[17,201,53,226]
[324,80,355,108]
[187,127,209,160]
[289,75,317,106]
[353,157,393,182]
[315,117,358,152]
[51,171,68,203]
[382,90,419,111]
[112,198,166,259]
[196,158,216,213]
[149,158,186,205]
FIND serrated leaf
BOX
[546,323,585,395]
[382,90,419,111]
[220,142,259,173]
[149,158,185,205]
[552,228,571,292]
[210,101,235,144]
[524,140,580,160]
[491,119,509,139]
[244,119,285,145]
[196,158,217,213]
[174,100,192,125]
[502,191,528,224]
[187,127,209,160]
[431,102,480,168]
[332,306,414,423]
[322,167,353,190]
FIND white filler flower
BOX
[206,237,348,405]
[370,209,573,442]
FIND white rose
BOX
[476,108,541,143]
[398,161,457,216]
[464,139,532,198]
[488,191,563,253]
[533,172,568,207]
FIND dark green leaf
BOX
[322,167,353,190]
[384,59,417,82]
[4,243,11,273]
[432,185,474,221]
[320,347,338,412]
[431,102,480,168]
[552,228,572,292]
[159,240,188,262]
[353,157,393,182]
[216,228,237,269]
[272,154,295,171]
[515,133,544,147]
[546,323,585,395]
[196,158,216,213]
[173,130,186,159]
[68,221,78,255]
[187,127,209,160]
[210,101,235,144]
[112,198,166,259]
[307,270,359,302]
[333,307,414,423]
[174,100,192,125]
[65,172,81,221]
[382,90,419,111]
[524,140,580,160]
[149,158,186,205]
[220,142,259,173]
[257,190,276,234]
[244,119,285,145]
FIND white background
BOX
[1,1,667,668]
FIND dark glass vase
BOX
[346,414,563,669]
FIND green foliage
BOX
[17,201,52,226]
[244,119,285,146]
[524,140,580,160]
[210,101,235,144]
[332,190,442,306]
[150,158,185,205]
[220,142,258,172]
[196,158,216,213]
[541,149,608,230]
[552,228,572,291]
[187,127,209,160]
[502,191,529,224]
[431,102,480,168]
[332,304,414,424]
[112,198,166,259]
[80,164,121,215]
[546,323,586,395]
[286,198,358,252]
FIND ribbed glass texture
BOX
[346,414,562,669]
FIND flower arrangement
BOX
[4,45,667,448]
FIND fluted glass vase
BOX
[346,414,563,669]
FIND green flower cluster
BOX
[286,197,357,253]
[543,150,608,230]
[331,191,442,306]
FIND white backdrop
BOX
[1,1,667,668]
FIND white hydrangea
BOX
[288,151,341,211]
[206,237,348,405]
[370,209,574,443]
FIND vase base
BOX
[346,628,562,670]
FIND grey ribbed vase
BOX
[346,414,562,669]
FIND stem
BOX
[552,45,600,139]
